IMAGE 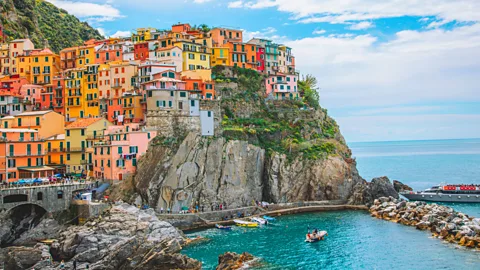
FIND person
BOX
[201,205,204,212]
[60,260,65,269]
[73,260,77,270]
[85,264,89,269]
[160,207,164,214]
[167,208,170,214]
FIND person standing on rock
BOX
[160,207,164,213]
[73,260,77,270]
[201,205,204,212]
[60,260,65,269]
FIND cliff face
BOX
[113,67,365,210]
[0,0,103,52]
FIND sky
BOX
[46,0,480,142]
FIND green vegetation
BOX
[298,74,320,109]
[1,0,103,52]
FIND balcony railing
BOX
[66,147,85,153]
[123,103,134,108]
[47,148,65,153]
[111,84,122,89]
[86,135,104,140]
[80,160,93,165]
[8,151,47,157]
[69,91,82,97]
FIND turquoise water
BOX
[183,211,480,269]
[350,139,480,217]
[183,139,480,269]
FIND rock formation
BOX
[370,197,480,248]
[348,176,399,206]
[393,180,413,192]
[216,252,258,270]
[2,203,201,270]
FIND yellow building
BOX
[132,28,157,43]
[64,65,100,121]
[0,110,65,139]
[211,46,230,67]
[45,133,66,173]
[75,45,95,68]
[174,40,211,71]
[65,117,112,175]
[17,48,60,86]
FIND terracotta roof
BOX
[30,48,55,56]
[66,118,103,129]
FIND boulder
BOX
[4,244,46,270]
[393,180,413,192]
[216,252,257,270]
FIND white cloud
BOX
[46,0,123,23]
[242,27,288,43]
[349,21,374,30]
[228,0,243,8]
[230,0,480,25]
[312,29,326,35]
[193,0,213,3]
[284,23,480,141]
[110,30,132,38]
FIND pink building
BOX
[19,84,43,109]
[265,73,299,100]
[91,123,157,181]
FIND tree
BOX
[198,24,211,33]
[299,74,320,109]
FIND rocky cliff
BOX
[0,0,103,52]
[112,67,375,211]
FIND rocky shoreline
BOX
[370,196,480,249]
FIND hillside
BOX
[112,67,366,211]
[0,0,103,52]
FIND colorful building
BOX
[94,42,123,64]
[210,46,230,67]
[90,123,157,181]
[248,38,279,75]
[174,40,211,71]
[265,73,299,100]
[0,91,25,116]
[209,28,243,46]
[151,46,183,72]
[45,133,66,174]
[65,117,112,176]
[0,129,54,182]
[5,110,65,139]
[19,84,43,110]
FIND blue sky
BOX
[47,0,480,142]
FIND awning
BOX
[18,166,56,172]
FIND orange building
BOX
[210,28,243,46]
[182,77,215,99]
[0,129,54,182]
[172,23,191,33]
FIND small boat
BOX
[263,215,276,221]
[305,231,328,243]
[250,217,268,225]
[234,219,258,227]
[215,224,232,230]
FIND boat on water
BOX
[234,219,259,227]
[305,231,327,243]
[401,184,480,203]
[215,224,232,230]
[263,215,276,221]
[250,217,268,225]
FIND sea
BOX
[183,139,480,269]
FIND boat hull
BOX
[401,192,480,203]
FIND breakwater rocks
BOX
[370,197,480,249]
[216,252,259,270]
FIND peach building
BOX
[0,129,54,182]
[90,123,157,181]
[19,84,43,110]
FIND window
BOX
[170,91,174,97]
[208,111,212,117]
[35,117,40,125]
[37,192,43,201]
[66,130,70,136]
[57,190,63,199]
[67,154,70,160]
[180,92,186,97]
[168,101,172,107]
[118,147,123,154]
[81,129,85,136]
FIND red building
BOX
[0,75,29,94]
[256,47,266,73]
[134,42,149,61]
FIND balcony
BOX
[80,160,93,165]
[8,151,47,157]
[55,95,63,99]
[55,86,63,90]
[53,103,63,108]
[86,134,104,140]
[69,91,82,97]
[67,102,81,107]
[140,99,146,104]
[111,84,122,89]
[123,103,134,108]
[66,147,85,153]
[47,148,65,153]
[43,70,51,75]
[124,114,135,119]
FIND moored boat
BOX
[401,184,480,203]
[305,231,327,243]
[215,224,232,230]
[250,217,268,225]
[234,219,258,227]
[263,215,276,221]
